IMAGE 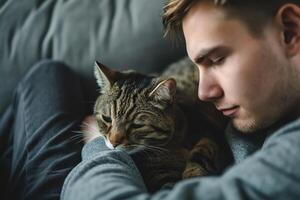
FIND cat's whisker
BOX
[144,145,169,153]
[74,127,99,136]
[79,123,91,129]
[71,131,98,144]
[125,144,155,159]
[69,132,85,143]
[71,130,94,138]
[135,144,170,160]
[79,122,99,133]
[71,130,84,137]
[87,127,99,133]
[69,134,83,139]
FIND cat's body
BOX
[89,58,231,192]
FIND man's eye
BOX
[211,56,225,65]
[101,115,112,123]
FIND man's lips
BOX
[217,106,239,117]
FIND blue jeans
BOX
[0,60,88,200]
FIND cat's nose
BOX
[109,133,126,148]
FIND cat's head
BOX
[94,61,179,149]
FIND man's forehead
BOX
[182,2,227,53]
[182,2,252,61]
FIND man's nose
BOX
[198,70,223,102]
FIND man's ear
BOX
[276,4,300,57]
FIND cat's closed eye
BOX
[101,115,112,123]
[131,123,144,129]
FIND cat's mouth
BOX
[105,137,135,150]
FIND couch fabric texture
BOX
[0,0,186,115]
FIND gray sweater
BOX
[61,118,300,200]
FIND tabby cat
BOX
[90,58,230,192]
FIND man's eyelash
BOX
[211,57,225,65]
[212,56,224,62]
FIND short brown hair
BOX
[162,0,300,38]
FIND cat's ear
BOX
[94,61,118,93]
[149,78,177,106]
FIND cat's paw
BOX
[182,162,208,179]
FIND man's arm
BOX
[61,118,300,200]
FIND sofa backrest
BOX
[0,0,186,114]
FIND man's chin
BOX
[232,118,267,134]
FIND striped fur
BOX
[92,59,228,192]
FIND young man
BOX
[163,0,300,134]
[61,1,300,199]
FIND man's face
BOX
[183,2,300,133]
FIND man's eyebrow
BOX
[193,46,225,64]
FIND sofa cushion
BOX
[0,0,186,115]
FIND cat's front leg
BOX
[182,137,221,179]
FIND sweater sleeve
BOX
[61,118,300,200]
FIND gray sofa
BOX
[0,0,186,116]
